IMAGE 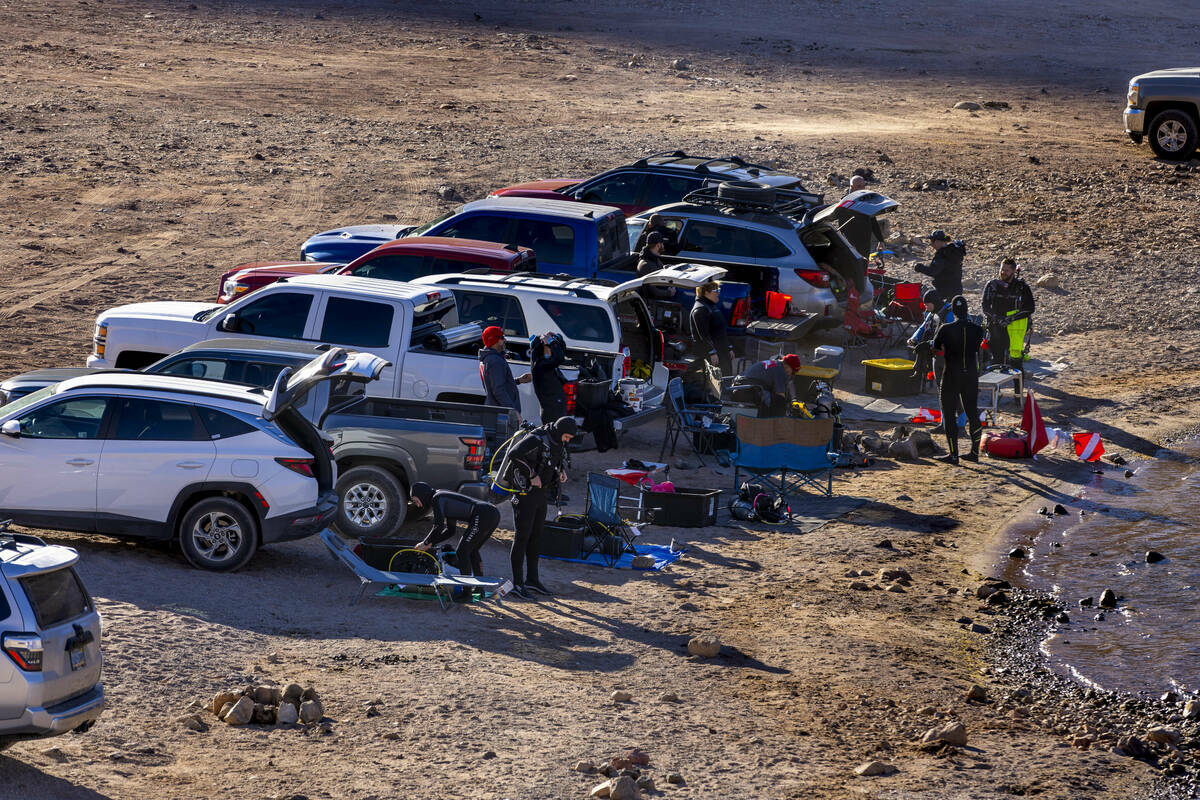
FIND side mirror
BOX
[1,420,20,438]
[219,314,238,332]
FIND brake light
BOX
[657,330,665,363]
[795,268,830,288]
[730,297,750,328]
[564,381,577,414]
[461,436,486,471]
[275,457,315,478]
[838,199,855,207]
[3,634,43,672]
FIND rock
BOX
[687,635,721,658]
[1036,274,1060,289]
[657,691,680,703]
[953,101,982,111]
[1146,727,1181,746]
[888,438,920,460]
[223,696,254,726]
[1079,596,1094,608]
[1056,612,1070,623]
[965,685,988,702]
[909,429,936,456]
[983,100,1011,110]
[895,493,912,502]
[626,748,650,766]
[1146,551,1165,563]
[481,750,497,759]
[365,704,380,718]
[855,760,897,777]
[276,701,299,725]
[1008,547,1026,559]
[849,581,870,591]
[574,761,597,773]
[252,703,276,725]
[610,690,633,703]
[1124,469,1135,479]
[1161,691,1179,704]
[1183,700,1200,720]
[751,103,766,110]
[436,184,462,202]
[976,584,999,599]
[670,58,690,70]
[608,775,639,800]
[667,772,684,784]
[1099,589,1118,608]
[1117,734,1150,759]
[590,780,612,798]
[969,623,992,634]
[252,685,281,705]
[631,555,656,568]
[921,721,968,747]
[986,591,1010,606]
[41,745,68,760]
[885,583,906,593]
[175,713,206,732]
[609,756,632,771]
[674,459,696,471]
[1053,504,1068,515]
[956,616,972,624]
[283,684,304,703]
[301,687,320,702]
[874,539,893,549]
[1094,612,1106,622]
[879,568,911,583]
[211,691,240,716]
[217,701,235,720]
[917,706,936,715]
[1072,735,1092,750]
[299,699,324,724]
[635,775,655,791]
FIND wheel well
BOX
[174,490,263,544]
[335,457,410,491]
[1145,101,1200,127]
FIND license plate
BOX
[69,647,86,672]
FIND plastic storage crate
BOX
[862,358,921,397]
[640,486,721,527]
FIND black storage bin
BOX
[575,379,611,413]
[862,358,922,397]
[357,535,424,570]
[540,517,589,559]
[640,486,722,528]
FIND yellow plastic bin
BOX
[861,358,920,397]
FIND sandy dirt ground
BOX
[1,1,1199,798]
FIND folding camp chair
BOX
[660,377,730,466]
[731,417,838,501]
[321,529,512,609]
[561,473,639,568]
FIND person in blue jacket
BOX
[478,325,530,415]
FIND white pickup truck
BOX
[88,266,724,424]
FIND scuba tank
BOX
[488,423,543,497]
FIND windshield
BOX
[0,385,55,416]
[407,207,460,237]
[598,213,630,266]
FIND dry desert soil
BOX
[1,1,1199,798]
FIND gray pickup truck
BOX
[1124,69,1200,160]
[0,339,515,540]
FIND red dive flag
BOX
[1020,391,1049,455]
[1074,432,1105,462]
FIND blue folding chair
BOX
[731,416,837,500]
[660,377,730,466]
[559,473,638,567]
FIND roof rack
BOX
[680,185,822,217]
[633,150,688,168]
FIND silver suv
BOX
[0,521,104,748]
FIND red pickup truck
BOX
[218,237,536,303]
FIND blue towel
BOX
[541,543,686,571]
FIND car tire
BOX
[717,180,777,206]
[1148,109,1198,160]
[178,497,259,572]
[335,465,407,539]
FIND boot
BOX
[935,453,959,465]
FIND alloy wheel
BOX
[344,482,388,528]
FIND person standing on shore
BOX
[505,416,576,599]
[932,295,984,465]
[479,326,530,417]
[689,281,733,378]
[981,257,1035,369]
[916,229,966,301]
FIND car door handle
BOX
[176,461,207,470]
[65,458,95,466]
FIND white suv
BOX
[0,349,386,571]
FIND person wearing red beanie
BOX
[478,326,529,414]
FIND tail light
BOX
[795,268,830,288]
[461,436,485,471]
[564,381,577,414]
[3,634,43,671]
[730,297,750,328]
[275,457,315,478]
[657,330,665,363]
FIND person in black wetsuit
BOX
[932,295,985,465]
[689,281,732,379]
[505,416,576,598]
[410,482,500,577]
[915,229,965,301]
[530,331,568,424]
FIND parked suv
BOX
[1123,69,1200,160]
[622,184,898,325]
[216,237,536,304]
[0,348,386,570]
[0,522,104,750]
[490,151,823,216]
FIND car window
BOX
[407,207,459,237]
[320,297,395,348]
[577,172,644,206]
[430,257,489,274]
[642,174,704,208]
[197,407,258,440]
[229,292,313,340]
[439,214,513,245]
[597,213,630,268]
[346,254,429,282]
[19,567,92,628]
[452,290,528,339]
[0,386,54,415]
[749,230,792,259]
[154,358,233,382]
[511,220,575,265]
[537,300,613,343]
[237,360,289,389]
[112,398,205,441]
[679,221,756,258]
[17,397,109,440]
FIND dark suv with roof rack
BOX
[489,151,821,217]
